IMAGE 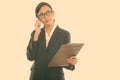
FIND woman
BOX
[26,2,78,80]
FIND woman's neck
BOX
[45,23,54,35]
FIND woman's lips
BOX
[45,20,49,23]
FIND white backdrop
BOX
[0,0,120,80]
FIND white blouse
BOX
[45,23,57,47]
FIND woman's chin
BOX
[45,23,52,26]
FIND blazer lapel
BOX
[46,26,60,50]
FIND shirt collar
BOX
[50,23,57,36]
[45,23,57,37]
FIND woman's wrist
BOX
[33,32,40,41]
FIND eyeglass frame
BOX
[37,10,53,19]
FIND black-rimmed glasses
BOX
[37,10,53,19]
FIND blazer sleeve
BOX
[63,31,75,70]
[26,31,38,61]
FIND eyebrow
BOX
[39,10,52,14]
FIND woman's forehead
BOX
[39,6,51,13]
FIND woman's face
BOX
[37,5,55,26]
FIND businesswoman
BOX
[26,2,77,80]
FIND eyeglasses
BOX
[37,10,53,19]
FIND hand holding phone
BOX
[33,20,42,41]
[34,20,41,34]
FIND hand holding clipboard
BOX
[48,43,84,67]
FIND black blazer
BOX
[27,25,75,80]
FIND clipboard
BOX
[48,43,84,67]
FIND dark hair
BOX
[35,2,53,18]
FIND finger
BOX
[35,20,41,26]
[66,58,71,61]
[70,56,77,59]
